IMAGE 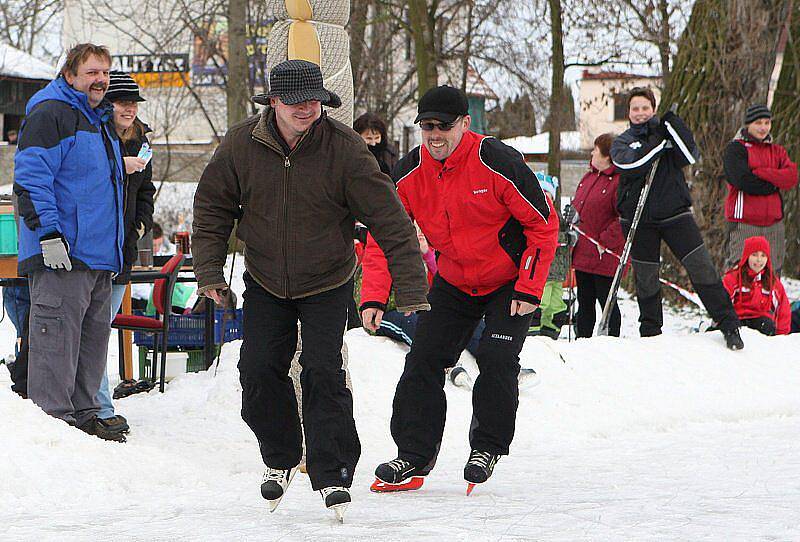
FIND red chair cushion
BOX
[112,314,164,329]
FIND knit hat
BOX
[252,60,341,108]
[414,85,469,123]
[744,104,771,125]
[105,70,145,102]
[535,171,559,199]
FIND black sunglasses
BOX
[419,117,461,132]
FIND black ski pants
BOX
[624,213,739,337]
[392,275,532,472]
[575,270,621,338]
[238,272,360,491]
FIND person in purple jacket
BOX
[570,133,625,337]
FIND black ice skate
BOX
[464,450,500,495]
[320,486,350,522]
[260,465,299,512]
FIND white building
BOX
[577,69,662,150]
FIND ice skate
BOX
[260,465,299,512]
[320,486,350,522]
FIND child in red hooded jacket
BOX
[722,236,791,335]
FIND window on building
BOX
[613,92,629,121]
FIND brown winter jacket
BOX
[192,107,430,311]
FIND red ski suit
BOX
[722,236,791,335]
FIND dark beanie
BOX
[744,104,771,125]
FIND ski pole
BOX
[597,155,661,336]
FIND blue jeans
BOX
[2,283,31,354]
[95,283,128,419]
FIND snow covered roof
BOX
[0,42,56,81]
[502,131,582,155]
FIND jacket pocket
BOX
[30,293,64,352]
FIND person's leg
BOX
[10,315,29,397]
[73,271,112,427]
[543,281,567,333]
[574,270,597,338]
[27,270,92,425]
[238,272,302,470]
[661,215,739,332]
[593,273,622,337]
[296,279,359,490]
[3,282,30,345]
[94,283,129,420]
[391,276,483,472]
[465,319,486,358]
[625,221,663,336]
[470,282,532,455]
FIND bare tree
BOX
[0,0,62,62]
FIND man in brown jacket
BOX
[192,60,429,519]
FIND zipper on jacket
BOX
[282,155,290,297]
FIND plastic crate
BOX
[133,308,243,349]
[137,345,220,379]
[0,214,18,256]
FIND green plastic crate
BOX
[137,345,220,380]
[0,214,18,256]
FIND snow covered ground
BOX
[1,271,800,541]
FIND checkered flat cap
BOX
[252,59,341,108]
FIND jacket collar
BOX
[590,161,616,176]
[252,106,326,154]
[735,126,773,144]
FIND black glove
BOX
[354,224,368,245]
[40,234,72,271]
[756,318,776,336]
[563,204,579,225]
[566,229,579,248]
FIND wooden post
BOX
[122,284,134,380]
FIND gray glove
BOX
[41,236,72,271]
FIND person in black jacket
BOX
[353,112,398,175]
[610,87,742,349]
[94,71,156,431]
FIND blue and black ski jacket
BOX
[13,76,124,276]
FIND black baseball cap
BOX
[414,85,469,123]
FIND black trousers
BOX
[392,275,532,472]
[624,213,739,336]
[238,272,360,490]
[575,270,621,337]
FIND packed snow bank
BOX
[2,317,800,540]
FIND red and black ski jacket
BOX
[722,236,790,335]
[360,130,558,310]
[723,129,798,227]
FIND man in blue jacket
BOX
[13,43,125,442]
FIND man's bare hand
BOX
[510,300,538,316]
[362,308,384,332]
[205,288,227,306]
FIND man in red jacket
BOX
[360,86,558,492]
[723,104,798,274]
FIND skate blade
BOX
[331,503,348,523]
[466,483,476,496]
[370,476,424,493]
[267,466,299,513]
